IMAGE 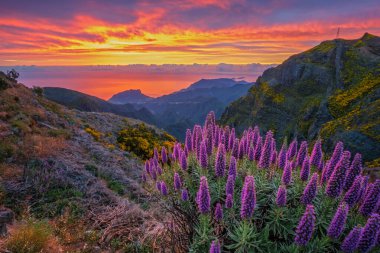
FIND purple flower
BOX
[357,176,369,204]
[156,165,162,175]
[224,127,230,150]
[196,176,211,214]
[173,143,180,161]
[199,141,208,169]
[225,175,235,196]
[271,149,277,166]
[310,140,323,169]
[341,226,361,253]
[294,204,316,246]
[150,166,157,181]
[231,138,239,158]
[209,240,221,253]
[161,147,167,164]
[161,181,168,196]
[215,144,226,177]
[174,172,182,191]
[281,162,292,185]
[327,202,349,239]
[329,141,344,173]
[180,151,187,171]
[206,136,213,156]
[228,128,235,151]
[228,156,237,178]
[296,141,308,167]
[344,153,362,192]
[238,138,245,159]
[156,181,161,191]
[278,142,287,170]
[205,111,216,131]
[145,160,150,174]
[154,148,159,160]
[326,151,351,198]
[301,173,318,205]
[357,213,380,253]
[276,185,287,207]
[152,157,159,167]
[287,139,298,160]
[254,136,262,161]
[248,145,255,161]
[252,126,260,147]
[214,203,223,222]
[258,131,273,169]
[321,160,332,184]
[179,189,188,201]
[240,175,256,219]
[225,194,233,208]
[343,176,362,208]
[359,179,380,216]
[185,129,192,151]
[300,155,310,181]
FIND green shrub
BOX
[117,123,175,160]
[6,220,52,253]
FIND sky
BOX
[1,0,380,66]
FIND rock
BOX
[0,208,14,236]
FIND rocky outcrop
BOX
[221,33,380,166]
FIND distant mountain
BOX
[109,78,254,139]
[221,33,380,166]
[108,89,153,104]
[43,87,157,125]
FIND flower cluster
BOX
[142,111,375,252]
[294,205,316,246]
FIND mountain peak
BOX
[108,89,152,104]
[187,78,250,90]
[221,33,380,166]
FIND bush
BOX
[85,127,102,141]
[6,220,52,253]
[143,112,379,252]
[117,123,175,160]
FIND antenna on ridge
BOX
[336,27,340,38]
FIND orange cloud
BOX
[1,1,379,65]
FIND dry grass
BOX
[5,220,52,253]
[23,135,67,159]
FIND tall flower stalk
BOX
[294,205,316,246]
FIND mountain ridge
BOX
[108,89,153,104]
[43,87,157,125]
[221,33,380,166]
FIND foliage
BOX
[220,34,380,166]
[6,219,52,253]
[85,164,124,195]
[328,73,380,117]
[144,112,380,252]
[85,127,102,141]
[117,123,175,160]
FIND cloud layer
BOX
[1,0,379,65]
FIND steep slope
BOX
[221,33,380,166]
[0,73,174,251]
[108,89,153,104]
[43,87,157,125]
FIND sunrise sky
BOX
[1,0,380,66]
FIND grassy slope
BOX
[221,33,380,167]
[0,73,173,251]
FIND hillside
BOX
[110,78,254,139]
[0,73,175,252]
[221,33,380,167]
[43,87,157,125]
[108,89,153,104]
